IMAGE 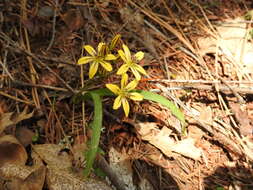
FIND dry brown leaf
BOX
[0,162,31,180]
[0,163,46,190]
[46,168,112,190]
[197,17,253,77]
[72,135,87,172]
[61,9,84,31]
[12,107,34,124]
[170,138,202,160]
[33,144,72,171]
[0,107,33,135]
[188,125,205,143]
[136,122,202,160]
[196,105,213,125]
[16,126,35,147]
[230,102,253,136]
[0,135,39,189]
[0,112,13,134]
[0,101,8,115]
[20,166,46,190]
[0,135,27,167]
[33,144,112,190]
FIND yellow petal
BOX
[118,50,128,63]
[97,42,106,56]
[100,60,112,71]
[89,62,99,79]
[113,95,122,110]
[106,84,120,94]
[134,64,147,75]
[121,73,128,88]
[77,56,94,65]
[122,44,131,62]
[122,98,130,117]
[110,34,121,50]
[125,79,138,91]
[117,64,129,75]
[134,51,144,61]
[129,92,143,101]
[130,68,141,80]
[105,54,117,60]
[84,45,96,56]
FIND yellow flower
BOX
[106,74,143,117]
[78,42,117,79]
[117,44,146,80]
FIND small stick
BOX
[0,33,75,93]
[0,91,33,105]
[10,80,69,92]
[47,0,58,51]
[37,55,75,66]
[147,79,253,84]
[151,84,253,95]
[218,77,245,104]
[95,154,127,190]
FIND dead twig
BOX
[0,91,33,105]
[218,77,245,104]
[148,79,253,84]
[21,0,41,108]
[37,55,76,66]
[151,83,253,95]
[0,32,75,93]
[47,0,58,51]
[10,80,69,92]
[95,154,127,190]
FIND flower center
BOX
[128,61,135,67]
[119,89,128,98]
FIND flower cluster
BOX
[77,35,147,117]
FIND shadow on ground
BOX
[203,164,253,190]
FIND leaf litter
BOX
[1,0,253,190]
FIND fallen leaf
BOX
[46,168,112,190]
[194,105,213,125]
[197,17,253,77]
[171,138,202,160]
[0,107,34,135]
[0,100,8,114]
[0,163,46,190]
[0,135,27,167]
[230,102,253,136]
[16,126,35,147]
[0,112,13,134]
[33,144,72,171]
[136,122,202,160]
[61,9,84,31]
[33,144,112,190]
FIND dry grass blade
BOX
[128,0,195,53]
[20,0,41,109]
[0,32,75,93]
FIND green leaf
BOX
[83,92,103,177]
[94,167,106,178]
[137,90,186,133]
[78,88,186,177]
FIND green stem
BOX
[83,92,103,177]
